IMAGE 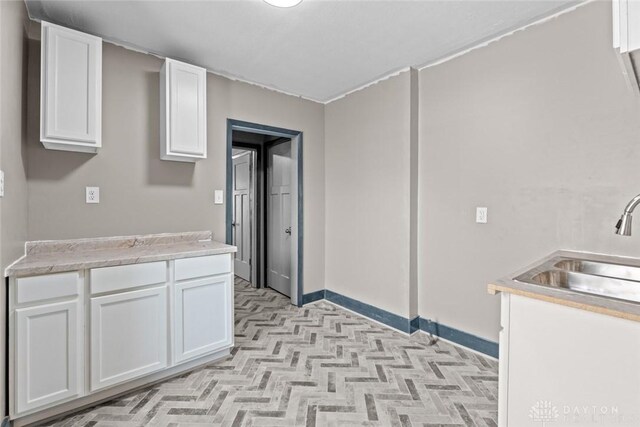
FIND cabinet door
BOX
[90,286,168,391]
[161,58,207,161]
[40,21,102,152]
[506,294,640,426]
[15,300,82,414]
[174,274,233,363]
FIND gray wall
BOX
[26,32,326,294]
[0,0,29,417]
[418,1,640,342]
[1,0,28,271]
[325,71,415,317]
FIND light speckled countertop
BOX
[488,250,640,322]
[5,231,237,277]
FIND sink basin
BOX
[554,259,640,282]
[527,270,640,303]
[514,255,640,304]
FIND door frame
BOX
[226,119,303,307]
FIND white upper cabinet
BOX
[160,58,207,162]
[613,0,640,96]
[40,21,102,153]
[613,0,640,53]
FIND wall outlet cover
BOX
[214,190,224,204]
[0,170,4,198]
[86,187,100,204]
[476,207,488,224]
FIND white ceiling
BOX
[25,0,579,103]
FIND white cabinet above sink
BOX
[613,0,640,95]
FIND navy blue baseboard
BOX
[419,318,499,358]
[410,316,420,334]
[302,288,499,358]
[301,289,325,305]
[324,290,415,334]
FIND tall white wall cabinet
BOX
[40,21,102,153]
[160,58,208,162]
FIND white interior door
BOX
[232,151,252,281]
[267,141,292,297]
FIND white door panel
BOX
[267,141,292,298]
[233,152,253,281]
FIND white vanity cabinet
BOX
[40,21,102,153]
[498,293,640,426]
[174,255,233,363]
[11,272,84,416]
[160,58,207,162]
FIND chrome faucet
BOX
[615,194,640,236]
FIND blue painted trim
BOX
[226,121,233,245]
[300,288,498,358]
[409,316,420,334]
[302,289,325,305]
[325,290,414,334]
[297,133,304,308]
[419,318,498,358]
[226,119,304,307]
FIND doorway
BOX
[226,120,303,306]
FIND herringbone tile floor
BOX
[44,277,498,427]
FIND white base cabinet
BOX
[90,286,168,391]
[9,253,234,422]
[498,293,640,427]
[15,300,82,414]
[174,274,233,363]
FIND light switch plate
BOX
[86,187,100,204]
[476,207,488,224]
[214,190,224,205]
[0,170,4,198]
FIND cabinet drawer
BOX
[90,261,166,295]
[16,272,79,305]
[174,255,230,281]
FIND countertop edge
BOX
[487,264,640,324]
[5,245,237,278]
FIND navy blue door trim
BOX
[227,119,304,307]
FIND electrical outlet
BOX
[476,207,488,224]
[0,170,4,198]
[86,187,100,204]
[214,190,224,204]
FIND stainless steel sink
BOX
[554,259,640,282]
[514,256,640,303]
